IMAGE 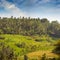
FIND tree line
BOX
[0,16,60,37]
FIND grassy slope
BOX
[0,34,57,59]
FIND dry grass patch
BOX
[27,50,58,58]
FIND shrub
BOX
[0,46,16,60]
[15,42,25,48]
[52,40,60,55]
[35,39,42,42]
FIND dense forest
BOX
[0,16,60,37]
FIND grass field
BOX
[0,34,58,60]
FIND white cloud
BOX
[0,0,27,17]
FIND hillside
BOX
[0,34,58,60]
[0,17,60,60]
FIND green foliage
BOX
[0,34,55,56]
[0,46,16,60]
[0,16,60,60]
[53,40,60,55]
[15,42,25,48]
[0,34,59,60]
[0,17,60,37]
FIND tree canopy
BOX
[0,16,60,37]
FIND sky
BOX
[0,0,60,22]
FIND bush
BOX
[0,46,16,60]
[35,39,42,42]
[15,42,25,48]
[52,40,60,55]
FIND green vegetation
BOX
[0,34,55,56]
[0,46,16,60]
[53,40,60,55]
[0,17,60,60]
[0,17,60,38]
[0,34,59,60]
